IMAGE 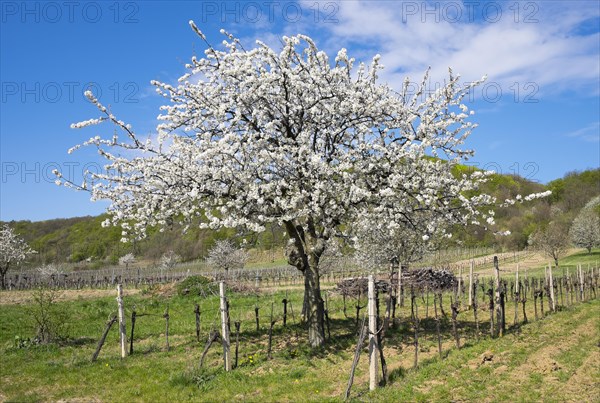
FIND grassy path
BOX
[363,299,600,402]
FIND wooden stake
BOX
[255,305,260,331]
[487,288,494,337]
[164,305,170,352]
[493,257,506,337]
[515,264,519,295]
[91,315,117,362]
[579,264,584,301]
[434,293,442,358]
[129,309,136,355]
[199,330,219,368]
[219,282,231,371]
[194,304,201,342]
[282,293,288,327]
[468,260,474,308]
[458,267,463,307]
[450,297,460,348]
[548,264,556,312]
[397,265,404,307]
[412,288,419,368]
[368,275,379,391]
[234,321,241,369]
[473,277,480,338]
[344,317,367,401]
[117,284,127,359]
[267,302,276,360]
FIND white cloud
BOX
[298,0,600,97]
[566,121,600,142]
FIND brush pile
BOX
[400,267,456,292]
[335,277,390,297]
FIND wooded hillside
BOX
[3,168,598,267]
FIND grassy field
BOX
[1,269,598,402]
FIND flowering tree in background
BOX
[530,221,570,267]
[160,250,181,277]
[37,263,65,281]
[60,23,548,347]
[206,240,249,274]
[0,225,35,289]
[570,196,600,253]
[119,253,136,270]
[353,215,433,274]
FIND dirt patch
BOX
[0,288,141,305]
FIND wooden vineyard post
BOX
[355,290,363,328]
[412,287,420,368]
[473,277,480,338]
[164,305,170,352]
[493,257,503,337]
[344,315,367,401]
[282,293,288,327]
[451,297,460,348]
[194,304,201,342]
[579,264,585,301]
[487,287,494,337]
[457,267,463,308]
[592,266,598,299]
[255,305,260,331]
[468,260,474,308]
[521,290,528,324]
[219,282,232,371]
[324,293,332,341]
[234,321,241,369]
[199,330,220,368]
[425,287,430,318]
[434,292,442,357]
[514,265,519,326]
[566,267,571,306]
[129,308,136,355]
[368,275,379,391]
[548,264,556,312]
[398,264,404,307]
[117,284,127,359]
[91,315,117,362]
[267,302,276,360]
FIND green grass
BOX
[363,299,600,402]
[519,249,600,279]
[1,282,598,402]
[560,249,600,267]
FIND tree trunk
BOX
[0,264,9,290]
[284,221,326,348]
[304,263,325,347]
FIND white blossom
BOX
[570,196,600,253]
[63,26,548,347]
[205,240,248,273]
[119,253,136,267]
[159,250,181,271]
[37,263,64,279]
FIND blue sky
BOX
[1,0,599,222]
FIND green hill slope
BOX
[3,169,598,266]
